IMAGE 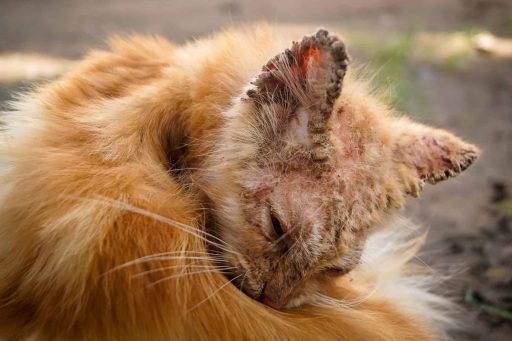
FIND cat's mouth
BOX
[224,264,302,310]
[224,254,364,309]
[235,276,290,310]
[218,257,272,304]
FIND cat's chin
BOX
[237,277,327,310]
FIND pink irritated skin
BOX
[332,111,363,161]
[412,136,458,179]
[246,171,327,243]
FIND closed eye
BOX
[270,210,285,237]
[323,267,348,276]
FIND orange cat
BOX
[0,25,479,340]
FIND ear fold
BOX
[393,119,480,196]
[247,29,349,123]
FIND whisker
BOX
[146,268,236,288]
[170,167,204,172]
[312,285,379,309]
[239,269,249,291]
[131,264,235,279]
[104,255,226,275]
[97,196,232,249]
[187,274,242,313]
[131,251,218,258]
[69,195,241,257]
[132,251,223,260]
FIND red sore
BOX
[296,47,321,78]
[263,45,322,80]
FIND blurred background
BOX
[1,0,511,339]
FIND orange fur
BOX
[0,25,478,340]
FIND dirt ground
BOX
[1,0,511,339]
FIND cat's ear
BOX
[392,119,480,197]
[246,29,349,123]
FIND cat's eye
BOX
[269,209,285,238]
[323,267,347,277]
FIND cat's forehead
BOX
[246,163,355,229]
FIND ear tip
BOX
[442,130,481,163]
[458,143,480,171]
[310,28,348,52]
[433,141,480,182]
[461,141,481,161]
[470,144,482,156]
[314,28,329,39]
[250,28,349,107]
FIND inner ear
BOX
[247,29,349,124]
[393,119,480,196]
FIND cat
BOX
[0,25,479,340]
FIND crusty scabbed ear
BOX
[247,29,349,123]
[393,119,480,196]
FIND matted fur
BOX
[0,25,477,340]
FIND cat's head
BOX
[203,30,479,309]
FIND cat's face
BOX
[203,30,479,309]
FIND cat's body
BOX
[0,25,478,340]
